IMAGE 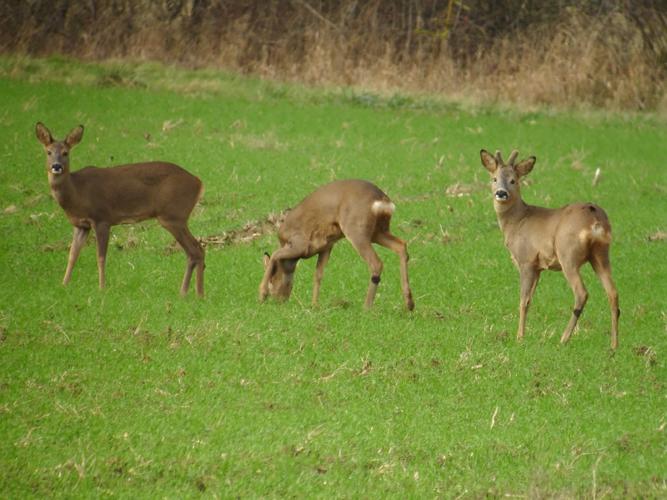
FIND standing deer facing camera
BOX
[259,179,414,310]
[36,122,205,296]
[480,149,619,349]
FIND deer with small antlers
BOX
[259,179,414,310]
[480,149,619,349]
[36,122,205,296]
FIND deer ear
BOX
[65,125,84,148]
[35,122,53,146]
[263,252,271,269]
[515,156,536,177]
[480,149,497,173]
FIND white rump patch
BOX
[580,222,610,244]
[371,200,395,215]
[590,223,606,240]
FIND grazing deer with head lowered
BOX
[259,179,414,310]
[36,122,205,296]
[480,149,619,349]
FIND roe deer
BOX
[480,149,619,349]
[36,122,205,296]
[259,179,414,310]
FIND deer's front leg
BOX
[517,266,540,340]
[312,247,332,306]
[93,222,111,289]
[63,226,90,285]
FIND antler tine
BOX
[494,150,503,165]
[507,150,519,166]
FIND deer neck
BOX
[494,198,529,236]
[48,172,76,210]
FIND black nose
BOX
[495,189,509,200]
[51,164,63,173]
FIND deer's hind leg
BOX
[159,218,205,296]
[344,233,383,309]
[560,263,588,345]
[374,232,414,311]
[557,236,593,344]
[590,245,619,350]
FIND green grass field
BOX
[0,57,665,497]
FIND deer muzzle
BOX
[495,189,509,201]
[51,164,64,174]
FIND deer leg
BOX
[63,226,90,285]
[312,247,332,306]
[259,244,305,301]
[374,232,414,311]
[181,228,205,297]
[159,219,205,297]
[178,227,205,297]
[517,267,540,340]
[346,235,383,309]
[93,222,110,290]
[591,249,620,350]
[560,266,588,344]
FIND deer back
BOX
[60,162,203,226]
[278,179,391,255]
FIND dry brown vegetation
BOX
[2,0,666,111]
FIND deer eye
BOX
[493,178,497,182]
[63,151,68,156]
[47,151,52,155]
[510,179,515,184]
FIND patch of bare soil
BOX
[200,211,287,249]
[648,231,667,242]
[444,182,477,197]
